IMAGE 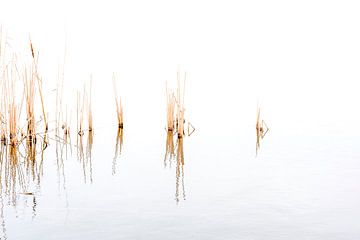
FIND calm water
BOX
[1,120,360,239]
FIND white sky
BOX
[1,0,360,138]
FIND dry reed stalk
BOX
[23,65,38,169]
[62,106,71,144]
[37,76,47,131]
[0,65,7,145]
[55,63,64,140]
[77,90,85,136]
[7,67,18,147]
[29,39,48,131]
[165,82,175,132]
[24,67,35,140]
[176,71,186,138]
[87,77,93,132]
[112,74,123,128]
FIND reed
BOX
[23,65,36,145]
[165,82,175,132]
[0,32,51,205]
[6,65,18,147]
[165,71,190,138]
[0,31,5,146]
[175,71,186,138]
[112,74,123,128]
[8,101,17,147]
[0,71,7,146]
[29,38,48,131]
[63,107,71,143]
[87,77,93,132]
[77,90,85,136]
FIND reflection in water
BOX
[164,131,175,168]
[164,131,185,203]
[0,194,7,240]
[86,130,93,183]
[32,194,37,220]
[164,131,187,203]
[0,132,47,238]
[112,127,123,175]
[6,145,26,205]
[77,132,93,184]
[175,137,185,203]
[0,132,48,206]
[255,107,269,156]
[55,131,67,192]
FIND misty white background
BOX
[1,0,359,139]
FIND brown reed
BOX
[175,71,186,138]
[166,82,175,132]
[87,77,93,132]
[112,74,123,128]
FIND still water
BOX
[1,117,359,239]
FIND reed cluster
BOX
[0,32,48,203]
[163,71,195,202]
[166,82,176,132]
[113,74,123,129]
[165,71,194,139]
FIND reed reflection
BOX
[0,194,7,240]
[175,137,185,203]
[0,131,49,206]
[112,126,123,175]
[77,132,93,184]
[164,130,187,203]
[164,131,175,168]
